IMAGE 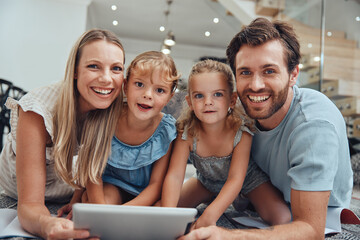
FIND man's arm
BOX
[179,189,330,240]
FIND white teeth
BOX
[249,95,269,103]
[93,88,112,95]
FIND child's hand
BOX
[57,203,73,219]
[191,215,216,230]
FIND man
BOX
[180,17,353,240]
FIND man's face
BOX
[235,40,297,122]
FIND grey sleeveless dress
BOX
[183,125,269,194]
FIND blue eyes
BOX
[264,69,275,74]
[87,64,98,69]
[194,94,203,99]
[240,69,275,76]
[113,66,123,71]
[156,88,165,94]
[240,71,251,75]
[87,64,123,72]
[135,82,143,87]
[134,82,166,94]
[194,92,223,99]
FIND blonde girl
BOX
[161,59,291,230]
[81,51,180,206]
[0,29,125,239]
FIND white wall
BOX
[0,0,90,91]
[0,0,227,92]
[120,37,226,83]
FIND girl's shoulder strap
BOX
[234,124,254,147]
[181,125,197,153]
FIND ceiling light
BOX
[111,5,117,11]
[161,45,171,55]
[112,20,118,26]
[299,63,304,69]
[327,31,332,37]
[164,31,176,46]
[356,16,360,22]
[160,0,175,53]
[213,18,219,23]
[205,31,211,37]
[307,43,313,48]
[313,56,321,62]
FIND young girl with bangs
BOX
[79,51,180,206]
[161,59,291,230]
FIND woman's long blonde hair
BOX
[177,59,254,138]
[53,29,125,188]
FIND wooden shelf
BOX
[321,79,360,99]
[333,97,360,116]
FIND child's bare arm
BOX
[84,178,106,204]
[124,142,174,206]
[161,136,191,207]
[195,132,252,229]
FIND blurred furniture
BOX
[0,79,27,150]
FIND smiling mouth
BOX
[204,110,216,113]
[248,95,270,103]
[92,87,113,95]
[138,103,152,109]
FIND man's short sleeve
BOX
[288,120,339,191]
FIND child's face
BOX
[125,68,174,121]
[76,40,124,114]
[186,72,236,125]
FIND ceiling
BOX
[86,0,242,57]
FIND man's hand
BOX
[178,226,232,240]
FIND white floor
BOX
[184,164,196,182]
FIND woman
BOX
[0,29,125,239]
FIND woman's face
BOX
[76,40,124,114]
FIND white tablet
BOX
[73,203,198,240]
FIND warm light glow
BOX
[314,56,321,62]
[112,20,118,26]
[213,18,219,23]
[162,48,171,54]
[159,26,165,32]
[164,38,175,46]
[205,31,210,37]
[111,5,117,11]
[161,45,171,55]
[164,31,175,46]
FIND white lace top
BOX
[0,82,73,202]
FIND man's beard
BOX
[239,82,289,120]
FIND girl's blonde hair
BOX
[177,59,254,138]
[53,29,125,188]
[126,51,180,92]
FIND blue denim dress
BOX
[102,114,176,195]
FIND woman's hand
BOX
[40,215,93,240]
